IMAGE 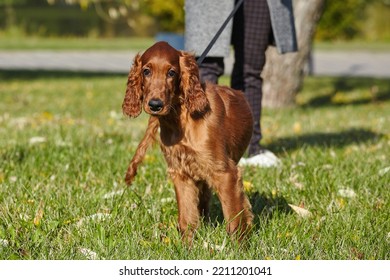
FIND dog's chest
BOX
[161,143,206,181]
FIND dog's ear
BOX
[122,54,143,118]
[179,51,210,118]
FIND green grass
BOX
[0,36,155,51]
[313,41,390,52]
[1,36,390,52]
[0,70,389,260]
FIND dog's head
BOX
[122,41,209,118]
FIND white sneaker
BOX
[239,150,281,168]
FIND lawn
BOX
[0,70,389,259]
[1,36,390,52]
[0,37,154,51]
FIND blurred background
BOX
[0,0,185,38]
[0,0,388,42]
[0,0,389,108]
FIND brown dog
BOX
[122,41,253,242]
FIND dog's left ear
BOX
[122,54,143,118]
[179,51,210,118]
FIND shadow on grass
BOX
[208,192,292,230]
[0,69,126,80]
[302,76,390,107]
[267,128,383,154]
[250,192,292,224]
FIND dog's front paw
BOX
[124,167,137,186]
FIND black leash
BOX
[196,0,244,65]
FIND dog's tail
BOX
[125,116,159,185]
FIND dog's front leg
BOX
[171,172,201,244]
[124,117,159,185]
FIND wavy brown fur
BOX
[122,41,254,242]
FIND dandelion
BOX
[337,198,346,208]
[162,237,171,244]
[33,201,44,226]
[331,91,349,104]
[40,111,54,121]
[144,154,156,163]
[140,240,152,248]
[293,122,302,134]
[243,181,254,193]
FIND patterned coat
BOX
[184,0,297,56]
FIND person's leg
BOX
[232,0,280,167]
[231,0,244,91]
[242,0,272,156]
[197,57,225,84]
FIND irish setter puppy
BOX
[122,41,253,242]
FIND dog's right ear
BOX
[122,54,143,118]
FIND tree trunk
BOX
[262,0,325,108]
[5,3,16,30]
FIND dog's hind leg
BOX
[212,161,253,240]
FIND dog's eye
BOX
[167,69,176,78]
[143,68,151,76]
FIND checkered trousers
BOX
[231,0,272,154]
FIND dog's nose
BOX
[148,99,164,112]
